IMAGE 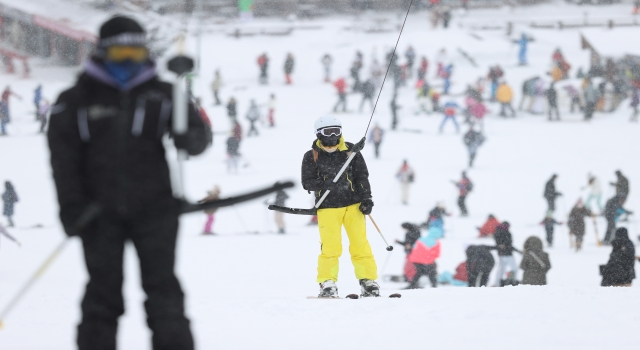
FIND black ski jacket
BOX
[48,59,209,235]
[466,245,495,277]
[601,231,636,286]
[493,226,515,256]
[301,140,372,209]
[544,179,560,200]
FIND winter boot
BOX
[318,280,338,298]
[359,279,380,297]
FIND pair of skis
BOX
[308,293,401,299]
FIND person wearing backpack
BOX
[520,236,551,285]
[452,172,472,216]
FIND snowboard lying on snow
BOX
[307,293,401,299]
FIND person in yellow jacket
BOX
[496,81,516,117]
[301,115,380,298]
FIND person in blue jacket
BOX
[513,33,534,66]
[440,101,460,133]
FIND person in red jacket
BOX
[333,77,347,112]
[477,214,499,237]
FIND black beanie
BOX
[99,16,146,47]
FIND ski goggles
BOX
[316,126,342,137]
[106,46,149,63]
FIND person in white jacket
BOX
[396,160,415,205]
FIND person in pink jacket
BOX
[406,227,443,288]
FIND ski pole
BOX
[0,238,69,329]
[592,216,602,247]
[368,215,393,251]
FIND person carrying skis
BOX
[284,53,294,85]
[440,100,460,133]
[47,16,209,349]
[258,53,269,84]
[333,77,347,113]
[477,214,500,238]
[301,115,379,298]
[600,228,636,287]
[493,222,519,286]
[466,245,495,287]
[610,170,630,204]
[368,123,384,158]
[496,81,515,117]
[463,126,485,167]
[519,236,551,285]
[452,171,472,216]
[540,213,562,247]
[583,173,602,212]
[546,82,560,121]
[2,181,18,227]
[211,70,223,105]
[198,186,221,235]
[321,54,332,82]
[567,199,592,251]
[396,160,415,205]
[246,99,260,136]
[544,174,562,213]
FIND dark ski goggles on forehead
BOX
[317,126,342,137]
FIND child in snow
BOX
[540,213,562,247]
[493,222,520,286]
[520,236,551,285]
[496,81,515,117]
[198,186,221,235]
[301,116,379,298]
[257,53,269,84]
[245,100,260,136]
[477,214,500,238]
[437,261,468,287]
[406,223,443,289]
[567,199,592,251]
[2,181,18,227]
[466,245,495,287]
[396,160,415,205]
[267,94,276,127]
[440,101,460,133]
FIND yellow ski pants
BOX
[316,203,378,283]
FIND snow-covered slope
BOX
[1,2,639,349]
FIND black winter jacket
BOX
[601,231,636,286]
[466,245,495,279]
[48,59,209,235]
[494,226,515,256]
[301,140,372,209]
[544,179,560,200]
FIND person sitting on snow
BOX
[301,115,379,298]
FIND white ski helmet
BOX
[314,115,342,134]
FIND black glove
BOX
[323,178,340,192]
[359,199,374,215]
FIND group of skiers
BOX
[255,52,295,85]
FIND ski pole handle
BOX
[368,215,393,251]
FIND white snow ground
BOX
[1,2,640,349]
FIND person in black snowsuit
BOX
[466,245,495,287]
[226,97,237,121]
[47,16,209,350]
[547,83,560,121]
[567,200,592,251]
[395,222,421,254]
[544,174,561,213]
[463,127,485,168]
[2,181,18,227]
[541,214,562,247]
[601,228,636,287]
[610,170,629,204]
[390,95,400,130]
[602,196,632,244]
[493,222,520,286]
[359,79,375,112]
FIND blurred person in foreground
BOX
[47,16,209,350]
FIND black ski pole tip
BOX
[386,246,393,251]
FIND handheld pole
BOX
[173,75,188,199]
[0,238,69,329]
[368,215,393,251]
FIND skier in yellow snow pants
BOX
[301,116,380,297]
[317,203,378,283]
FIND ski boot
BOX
[318,280,338,298]
[359,279,380,297]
